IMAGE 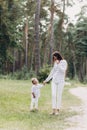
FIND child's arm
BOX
[38,83,45,88]
[32,92,36,98]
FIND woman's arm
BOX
[44,62,57,83]
[58,60,67,72]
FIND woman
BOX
[43,51,67,115]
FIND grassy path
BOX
[0,79,82,130]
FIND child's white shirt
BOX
[31,84,43,98]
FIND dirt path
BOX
[66,87,87,130]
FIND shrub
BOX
[12,67,36,80]
[38,65,51,82]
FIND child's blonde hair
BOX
[31,78,38,84]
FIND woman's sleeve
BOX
[45,63,57,82]
[58,60,67,72]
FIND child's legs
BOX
[57,82,65,109]
[30,98,35,109]
[35,97,39,109]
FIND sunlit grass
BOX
[0,79,82,130]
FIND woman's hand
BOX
[56,60,60,64]
[43,81,46,85]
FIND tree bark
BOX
[25,15,28,67]
[13,49,16,73]
[49,0,55,64]
[85,57,87,79]
[34,0,41,74]
[58,0,65,51]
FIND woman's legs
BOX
[57,82,65,110]
[51,81,57,114]
[51,81,65,114]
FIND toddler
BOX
[30,78,44,111]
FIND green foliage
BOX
[83,76,87,84]
[38,65,51,82]
[0,0,87,82]
[11,66,35,80]
[0,0,20,72]
[0,66,36,80]
[13,66,29,80]
[75,19,87,56]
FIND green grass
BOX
[0,79,82,130]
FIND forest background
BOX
[0,0,87,82]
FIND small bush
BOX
[38,65,51,82]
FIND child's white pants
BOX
[30,97,39,109]
[51,81,65,109]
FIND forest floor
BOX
[66,87,87,130]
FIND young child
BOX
[30,78,44,111]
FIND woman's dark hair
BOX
[52,51,63,61]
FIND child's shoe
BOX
[30,109,34,112]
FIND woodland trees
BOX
[0,0,87,82]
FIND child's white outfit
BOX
[30,84,43,110]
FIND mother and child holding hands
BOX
[30,51,67,115]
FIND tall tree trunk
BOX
[30,43,35,70]
[25,15,28,67]
[58,0,65,51]
[35,0,41,74]
[72,50,77,77]
[13,49,16,73]
[83,56,87,81]
[85,57,87,80]
[79,56,84,81]
[49,0,55,64]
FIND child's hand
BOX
[43,81,46,85]
[32,92,36,98]
[33,95,36,98]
